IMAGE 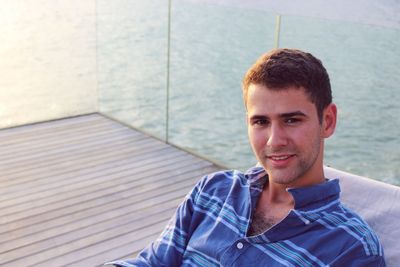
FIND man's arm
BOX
[329,236,386,267]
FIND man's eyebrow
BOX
[279,111,307,118]
[249,111,307,120]
[248,115,269,120]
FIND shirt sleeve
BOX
[329,236,386,267]
[105,176,207,267]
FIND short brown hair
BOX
[243,48,332,122]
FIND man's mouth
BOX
[266,154,295,166]
[267,154,294,160]
[268,155,292,161]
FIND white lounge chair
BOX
[325,166,400,266]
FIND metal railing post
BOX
[274,14,281,49]
[166,0,172,144]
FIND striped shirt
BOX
[108,166,385,266]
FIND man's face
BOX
[246,84,336,187]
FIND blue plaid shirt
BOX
[108,166,385,266]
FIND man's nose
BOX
[267,124,288,147]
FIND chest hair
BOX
[247,211,280,236]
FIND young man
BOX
[109,49,385,266]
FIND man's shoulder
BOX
[320,203,384,257]
[342,205,383,243]
[199,166,264,187]
[192,166,263,198]
[199,169,246,188]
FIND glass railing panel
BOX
[0,1,97,129]
[168,1,276,169]
[279,15,400,184]
[97,0,168,139]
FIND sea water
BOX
[97,0,400,185]
[1,0,399,185]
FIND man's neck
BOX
[248,182,294,236]
[265,181,294,206]
[248,172,326,236]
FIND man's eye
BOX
[285,118,300,124]
[254,119,268,126]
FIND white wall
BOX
[0,0,97,128]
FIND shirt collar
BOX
[244,167,342,243]
[288,179,341,211]
[244,166,267,187]
[245,166,341,211]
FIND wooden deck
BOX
[0,113,222,267]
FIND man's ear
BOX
[322,103,337,138]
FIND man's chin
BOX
[266,169,299,185]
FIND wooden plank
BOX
[0,139,165,190]
[0,132,150,173]
[0,137,160,183]
[0,114,222,266]
[0,158,211,227]
[0,167,216,250]
[0,123,133,158]
[0,114,103,138]
[0,166,218,245]
[70,234,160,267]
[0,200,179,265]
[18,220,170,267]
[0,133,145,172]
[0,114,107,145]
[0,147,186,204]
[0,153,208,220]
[0,145,177,200]
[0,172,202,266]
[0,115,139,150]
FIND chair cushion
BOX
[324,166,400,266]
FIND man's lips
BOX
[266,154,295,167]
[267,154,295,160]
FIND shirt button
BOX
[236,242,244,249]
